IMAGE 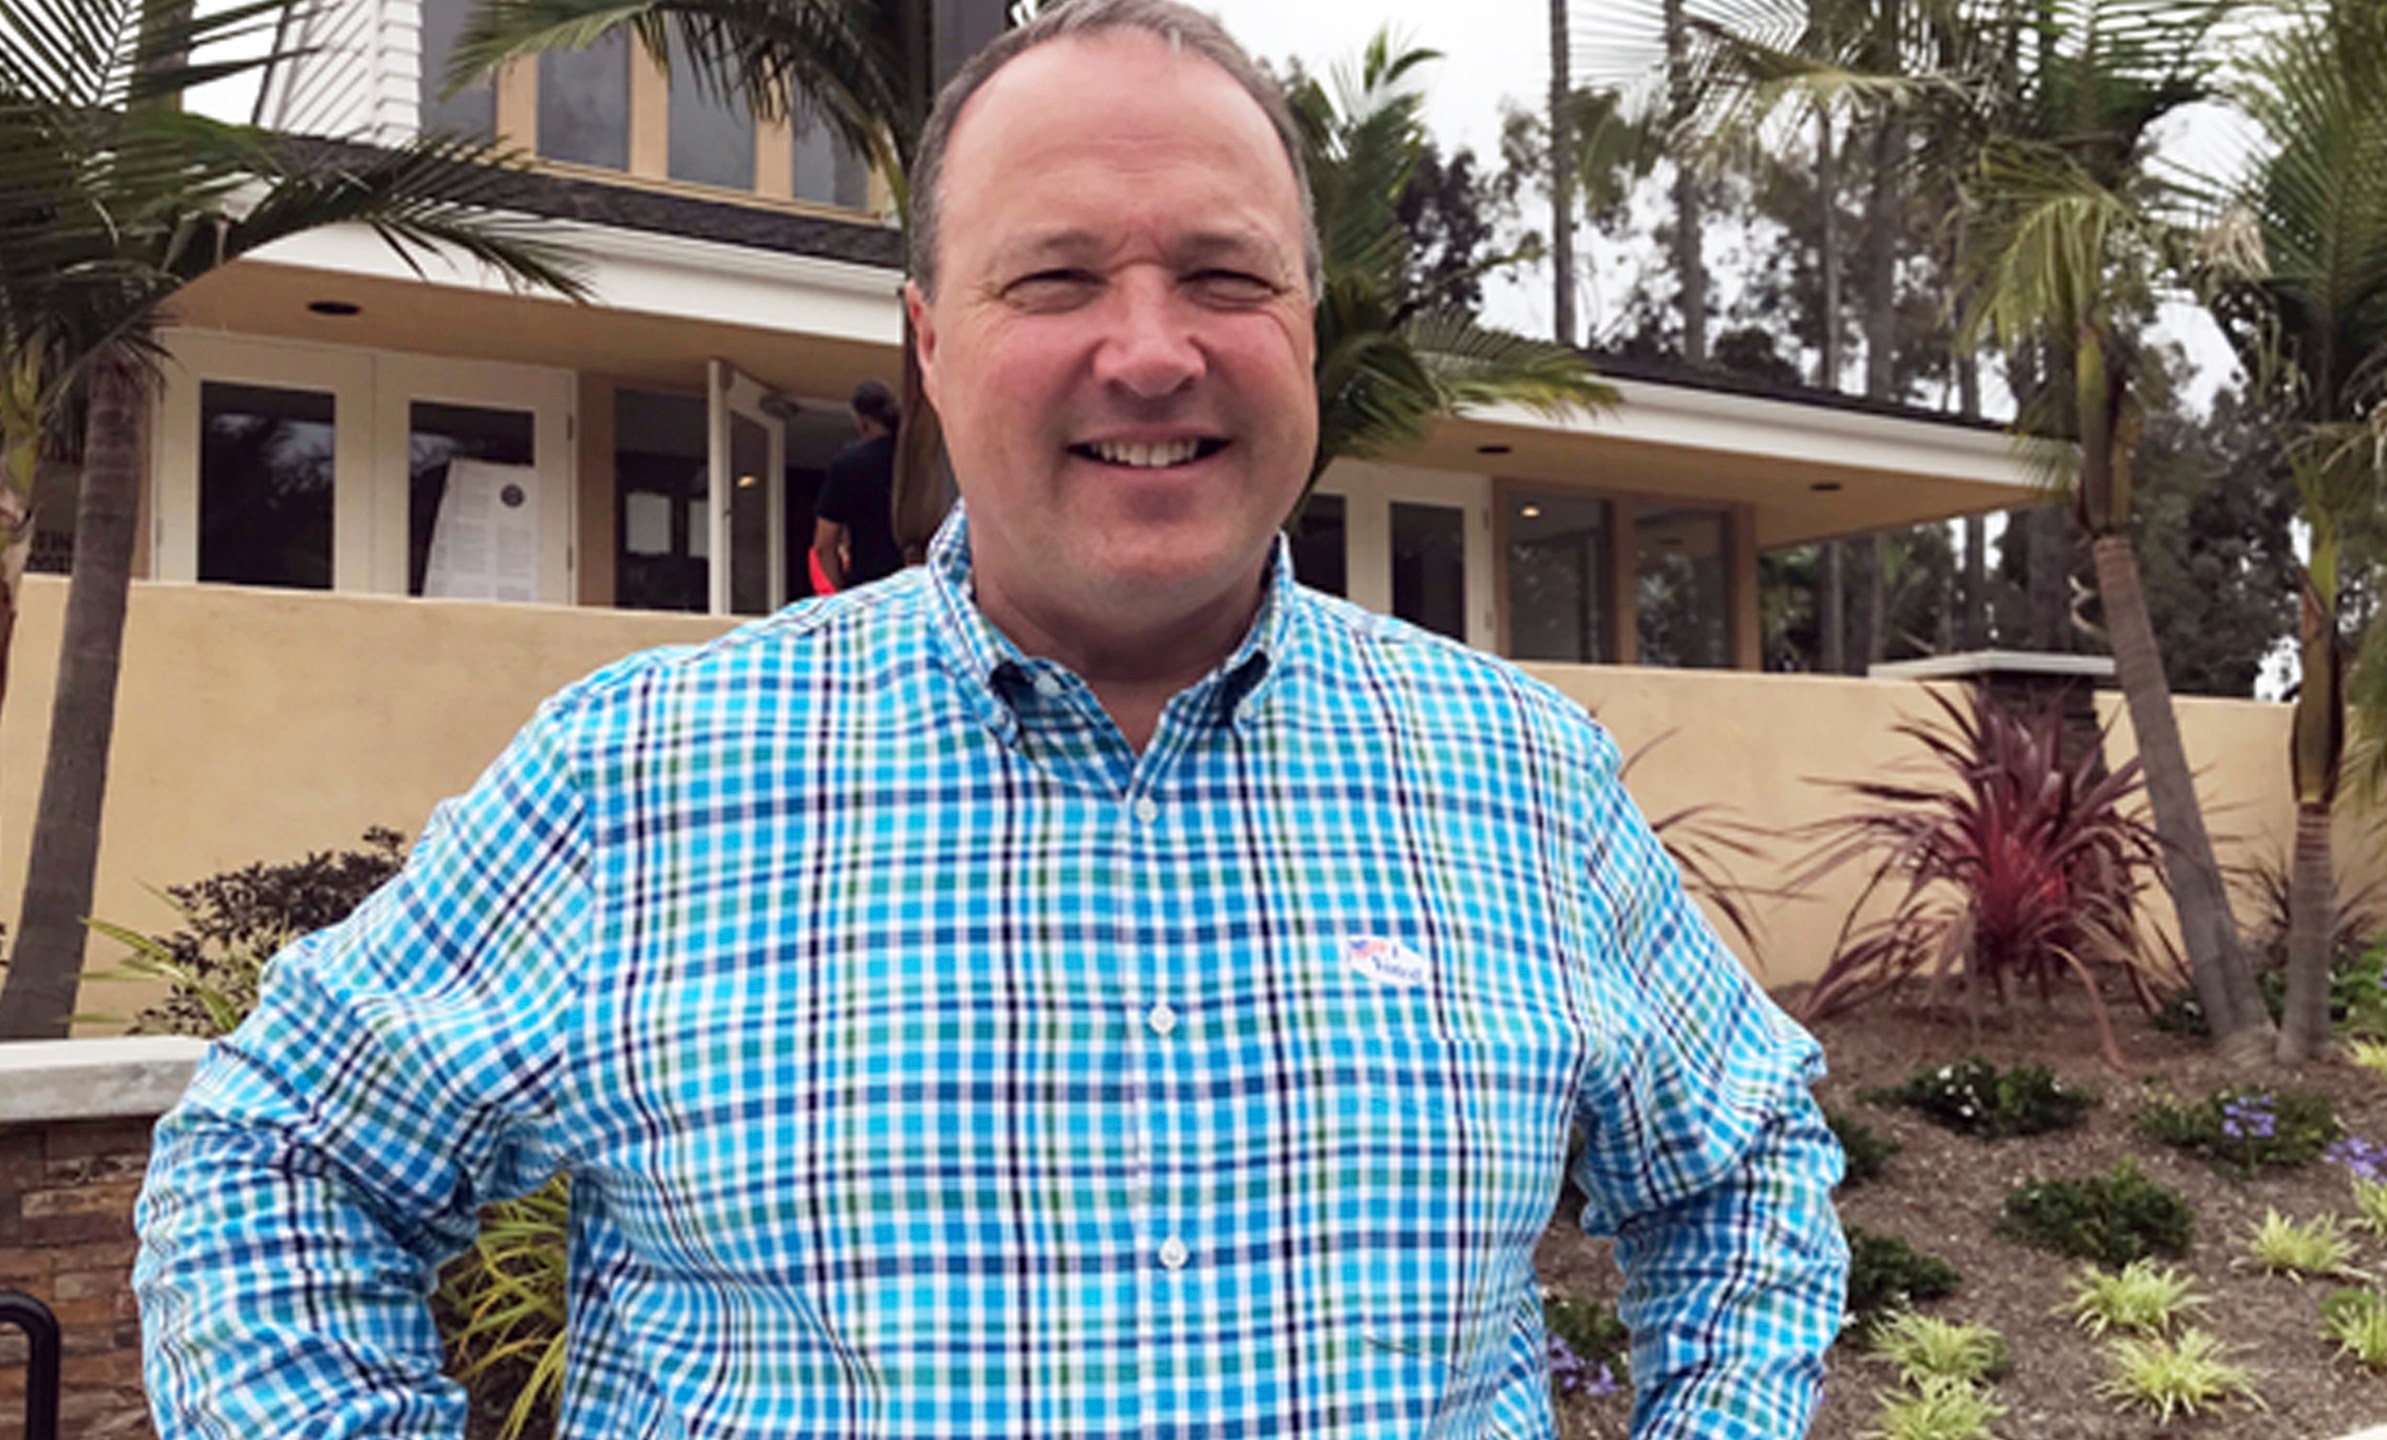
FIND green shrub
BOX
[1862,1056,2095,1140]
[93,828,407,1036]
[91,830,557,1440]
[1999,1160,2193,1267]
[2136,1086,2343,1176]
[1831,1107,1900,1188]
[1845,1225,1962,1337]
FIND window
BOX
[1507,491,1612,664]
[791,111,871,209]
[1391,501,1466,641]
[670,70,756,190]
[417,0,495,138]
[408,402,535,595]
[538,33,631,170]
[198,382,338,590]
[1287,493,1346,596]
[1635,505,1730,668]
[614,389,709,612]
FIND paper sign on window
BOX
[424,458,540,602]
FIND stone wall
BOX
[0,1038,204,1439]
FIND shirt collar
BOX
[925,503,1295,742]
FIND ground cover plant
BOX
[1861,1374,2006,1440]
[2095,1329,2265,1422]
[1868,1313,2010,1389]
[2061,1260,2205,1337]
[2136,1085,2344,1175]
[1843,1226,1963,1337]
[2324,1288,2387,1371]
[2242,1209,2362,1281]
[1830,1107,1900,1186]
[1863,1056,2095,1140]
[1539,980,2387,1440]
[1998,1161,2194,1267]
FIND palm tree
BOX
[0,0,590,1039]
[1289,33,1614,488]
[1956,0,2273,1058]
[2204,0,2387,1062]
[1693,0,2274,1057]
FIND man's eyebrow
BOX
[987,227,1293,274]
[990,230,1108,272]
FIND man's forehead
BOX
[991,225,1290,267]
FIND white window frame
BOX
[153,331,578,605]
[1319,460,1495,651]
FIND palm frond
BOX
[1402,307,1616,417]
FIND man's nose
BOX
[1091,271,1205,398]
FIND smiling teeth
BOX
[1091,439,1201,468]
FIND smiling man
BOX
[136,3,1846,1438]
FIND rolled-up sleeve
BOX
[135,701,593,1440]
[1563,730,1848,1438]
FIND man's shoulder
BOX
[540,573,937,727]
[1280,587,1620,772]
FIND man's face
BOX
[907,29,1317,644]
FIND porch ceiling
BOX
[169,257,902,402]
[1415,384,2044,550]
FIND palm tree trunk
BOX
[1664,0,1706,364]
[2279,570,2344,1065]
[2279,800,2334,1064]
[0,350,143,1039]
[1816,104,1840,389]
[1820,541,1844,673]
[1550,0,1577,347]
[2089,532,2273,1062]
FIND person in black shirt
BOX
[811,380,904,589]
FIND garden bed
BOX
[1537,984,2387,1439]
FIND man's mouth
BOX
[1068,437,1230,469]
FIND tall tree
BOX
[0,0,589,1039]
[1551,0,1578,343]
[1289,34,1614,484]
[2204,0,2387,1063]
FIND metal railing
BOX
[0,1290,59,1440]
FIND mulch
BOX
[1539,981,2387,1439]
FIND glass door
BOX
[373,353,574,604]
[708,361,787,616]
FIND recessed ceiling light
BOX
[736,474,759,489]
[1520,504,1542,519]
[1809,481,1844,493]
[1476,443,1513,455]
[306,300,361,317]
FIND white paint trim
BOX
[237,216,905,347]
[1870,649,2118,681]
[1460,380,2032,490]
[0,1037,206,1124]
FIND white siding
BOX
[259,0,420,143]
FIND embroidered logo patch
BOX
[1344,935,1429,988]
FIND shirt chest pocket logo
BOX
[1343,933,1429,988]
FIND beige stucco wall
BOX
[6,578,2378,1022]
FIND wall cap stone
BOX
[0,1037,205,1124]
[1869,648,2118,682]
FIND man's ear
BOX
[904,281,940,411]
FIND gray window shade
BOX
[538,33,631,169]
[791,111,870,209]
[417,0,494,137]
[670,71,756,190]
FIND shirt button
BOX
[1147,1001,1178,1036]
[1158,1236,1190,1270]
[1033,673,1063,698]
[1133,796,1160,824]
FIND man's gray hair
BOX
[906,0,1322,302]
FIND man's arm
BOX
[1563,729,1847,1439]
[135,703,593,1440]
[812,516,850,591]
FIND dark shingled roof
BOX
[1582,348,2008,433]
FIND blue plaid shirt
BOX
[138,510,1846,1439]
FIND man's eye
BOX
[1190,270,1277,304]
[1005,270,1100,307]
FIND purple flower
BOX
[2222,1095,2278,1142]
[1547,1334,1623,1400]
[2330,1135,2387,1184]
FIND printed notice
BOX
[424,458,540,602]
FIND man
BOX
[811,379,904,590]
[136,2,1846,1436]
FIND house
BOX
[21,0,2228,1006]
